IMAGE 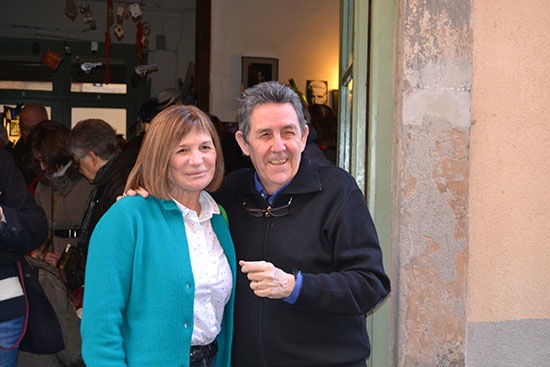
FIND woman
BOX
[81,105,236,367]
[17,120,92,367]
[29,121,93,269]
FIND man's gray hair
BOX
[68,119,120,161]
[236,81,307,142]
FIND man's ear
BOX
[87,151,98,160]
[301,124,309,152]
[235,131,250,156]
[87,151,99,163]
[87,151,103,170]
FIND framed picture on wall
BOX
[242,57,279,90]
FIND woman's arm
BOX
[81,202,136,367]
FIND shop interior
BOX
[0,0,340,145]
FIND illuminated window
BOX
[0,58,53,91]
[71,107,127,138]
[70,61,127,94]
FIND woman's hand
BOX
[43,251,61,267]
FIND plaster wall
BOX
[470,0,550,323]
[395,0,550,365]
[394,1,472,365]
[467,0,550,365]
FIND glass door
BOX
[339,1,395,366]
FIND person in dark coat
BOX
[213,81,391,367]
[0,146,48,366]
[65,119,138,293]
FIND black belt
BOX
[54,229,80,238]
[190,340,218,363]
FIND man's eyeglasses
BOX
[242,196,293,218]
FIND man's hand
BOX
[239,260,296,299]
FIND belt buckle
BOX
[190,340,217,363]
[190,347,205,362]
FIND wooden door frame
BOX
[195,0,211,112]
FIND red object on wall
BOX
[41,49,63,70]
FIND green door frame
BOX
[339,1,395,366]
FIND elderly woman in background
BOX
[81,105,236,367]
[28,121,93,268]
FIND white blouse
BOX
[173,191,232,346]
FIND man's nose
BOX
[271,135,286,152]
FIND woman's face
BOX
[32,152,49,173]
[168,128,217,195]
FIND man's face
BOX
[308,82,327,105]
[73,152,101,182]
[310,90,327,105]
[236,103,308,195]
[19,110,44,141]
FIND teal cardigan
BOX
[81,195,236,367]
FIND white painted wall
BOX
[210,0,340,121]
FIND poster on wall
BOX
[3,106,21,137]
[306,80,329,106]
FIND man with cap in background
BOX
[156,88,183,111]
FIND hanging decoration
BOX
[134,64,158,77]
[41,49,63,70]
[128,3,142,21]
[65,0,78,21]
[32,0,157,80]
[79,4,97,30]
[135,21,144,60]
[81,62,102,74]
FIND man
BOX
[214,81,390,366]
[11,104,49,191]
[0,147,48,366]
[66,119,138,289]
[306,79,328,105]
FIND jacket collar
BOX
[249,157,322,197]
